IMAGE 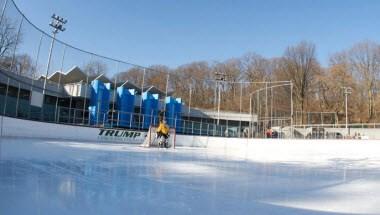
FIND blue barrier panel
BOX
[175,98,182,129]
[142,92,159,129]
[165,97,175,127]
[165,96,182,128]
[89,80,111,125]
[117,87,135,127]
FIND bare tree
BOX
[145,65,171,92]
[316,53,357,123]
[115,67,144,86]
[241,53,270,84]
[14,54,35,77]
[347,41,380,121]
[83,60,108,77]
[172,62,214,109]
[282,41,320,123]
[116,64,171,94]
[0,17,19,58]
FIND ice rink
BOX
[1,137,380,215]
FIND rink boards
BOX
[0,116,146,144]
[2,116,380,215]
[1,116,379,161]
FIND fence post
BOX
[150,109,154,127]
[142,115,145,129]
[96,102,100,125]
[103,112,106,127]
[182,120,186,134]
[226,119,229,136]
[111,110,114,128]
[129,113,133,128]
[56,107,59,123]
[28,82,33,120]
[82,109,85,125]
[3,78,10,116]
[0,77,10,137]
[239,119,242,138]
[73,109,76,124]
[15,83,20,117]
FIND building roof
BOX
[39,66,87,84]
[143,85,166,96]
[39,66,114,84]
[88,73,112,84]
[39,66,172,98]
[116,80,142,93]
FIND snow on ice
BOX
[0,137,380,214]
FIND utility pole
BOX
[290,82,293,138]
[342,87,352,135]
[42,14,67,95]
[188,82,192,120]
[214,71,227,125]
[249,93,252,138]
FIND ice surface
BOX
[1,137,380,214]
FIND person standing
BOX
[266,127,273,138]
[156,119,170,147]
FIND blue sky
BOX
[12,0,380,68]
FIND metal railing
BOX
[2,67,380,139]
[0,70,251,138]
[0,97,247,138]
[2,84,380,140]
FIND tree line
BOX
[116,40,380,124]
[2,14,380,124]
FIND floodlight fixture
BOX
[42,14,68,95]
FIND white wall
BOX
[294,127,380,139]
[0,116,146,144]
[0,116,247,148]
[1,116,379,160]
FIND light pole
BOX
[214,71,227,125]
[249,82,293,138]
[217,81,221,125]
[188,82,193,120]
[249,92,255,138]
[342,87,352,135]
[42,14,67,95]
[249,93,252,138]
[139,68,146,129]
[290,82,293,138]
[248,90,260,138]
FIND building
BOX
[0,67,255,137]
